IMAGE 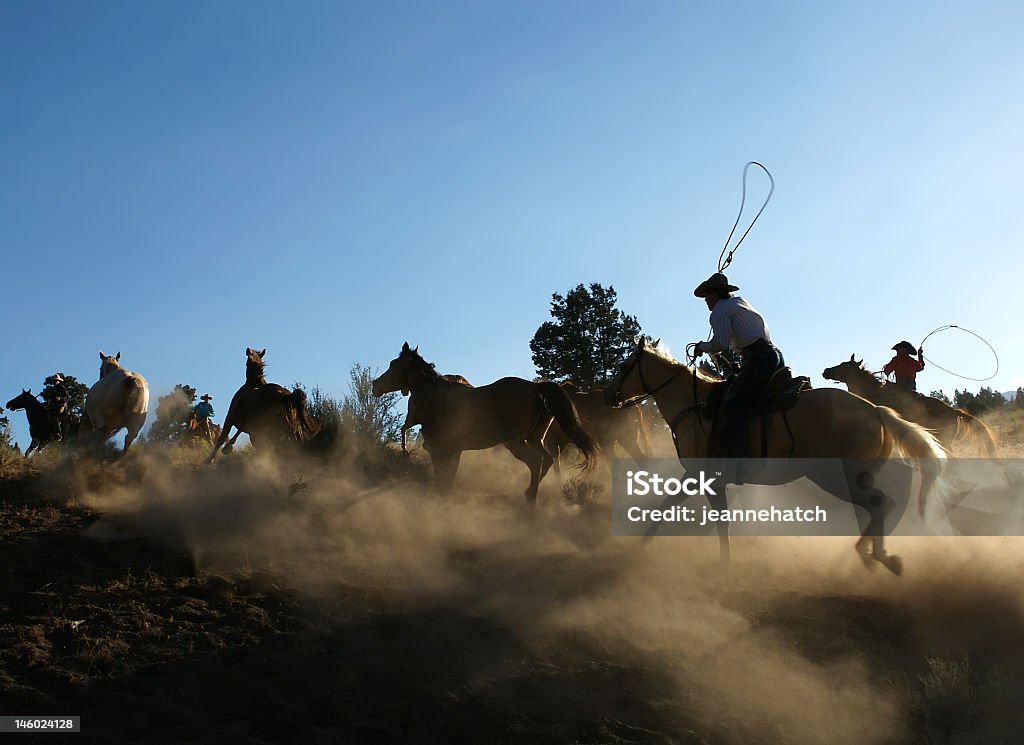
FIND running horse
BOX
[544,381,651,469]
[823,355,997,456]
[5,390,61,456]
[372,343,598,502]
[207,347,318,463]
[85,352,149,454]
[604,337,947,574]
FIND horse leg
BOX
[706,483,731,565]
[25,439,38,457]
[431,451,461,495]
[850,471,902,576]
[122,415,145,453]
[504,441,545,503]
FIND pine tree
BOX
[529,283,642,388]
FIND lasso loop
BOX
[718,161,775,273]
[918,325,999,382]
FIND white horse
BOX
[85,351,149,453]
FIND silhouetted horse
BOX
[5,390,60,456]
[544,381,650,470]
[401,373,473,453]
[823,355,997,456]
[372,343,598,502]
[208,348,318,462]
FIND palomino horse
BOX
[544,381,650,468]
[604,337,947,574]
[85,352,149,453]
[401,374,473,453]
[5,390,61,456]
[208,347,318,463]
[372,343,598,502]
[823,355,997,456]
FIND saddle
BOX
[699,367,812,420]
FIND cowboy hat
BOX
[892,341,917,354]
[200,394,213,401]
[693,272,739,297]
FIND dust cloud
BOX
[55,442,1024,744]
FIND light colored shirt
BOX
[702,296,772,353]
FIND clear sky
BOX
[2,1,1021,449]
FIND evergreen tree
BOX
[530,283,642,388]
[929,390,952,405]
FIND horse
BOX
[372,342,598,502]
[5,390,61,456]
[604,337,947,574]
[208,347,318,463]
[544,381,651,469]
[187,411,222,446]
[823,355,997,457]
[84,352,150,454]
[401,373,473,453]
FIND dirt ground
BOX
[2,431,1024,744]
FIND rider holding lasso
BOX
[691,272,785,458]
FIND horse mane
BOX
[641,339,721,383]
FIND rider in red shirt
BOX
[883,341,925,391]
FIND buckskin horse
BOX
[372,342,598,502]
[823,354,997,456]
[208,347,318,463]
[604,337,947,574]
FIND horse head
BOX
[99,351,122,379]
[5,389,35,410]
[822,354,864,385]
[373,342,428,397]
[245,347,267,384]
[604,337,653,407]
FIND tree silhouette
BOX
[530,283,641,388]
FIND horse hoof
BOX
[884,555,903,576]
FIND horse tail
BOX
[288,388,319,441]
[537,381,598,472]
[876,406,947,518]
[956,409,998,457]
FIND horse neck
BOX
[845,367,882,395]
[245,363,267,386]
[639,352,704,411]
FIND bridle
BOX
[608,347,683,409]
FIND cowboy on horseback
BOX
[691,272,784,458]
[193,394,215,441]
[42,373,70,440]
[884,341,925,391]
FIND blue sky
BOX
[2,1,1021,449]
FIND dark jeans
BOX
[895,378,917,392]
[710,339,785,458]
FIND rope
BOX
[718,161,775,273]
[918,325,999,382]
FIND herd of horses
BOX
[4,339,1000,573]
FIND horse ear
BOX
[857,358,863,366]
[259,349,266,358]
[413,345,418,353]
[402,342,410,352]
[99,351,105,360]
[638,337,647,349]
[849,354,856,362]
[653,337,661,347]
[116,352,121,361]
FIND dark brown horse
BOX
[207,348,318,463]
[372,343,598,502]
[5,390,60,456]
[823,355,997,456]
[187,411,222,446]
[401,373,473,453]
[544,381,650,468]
